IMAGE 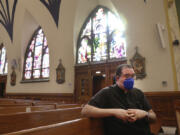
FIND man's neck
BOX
[117,84,128,93]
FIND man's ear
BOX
[116,75,120,80]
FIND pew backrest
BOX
[56,104,81,109]
[0,107,82,134]
[5,118,104,135]
[0,105,55,114]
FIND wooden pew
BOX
[5,118,104,135]
[150,117,162,135]
[145,91,180,126]
[0,107,82,134]
[0,103,33,107]
[174,99,180,135]
[0,105,55,114]
[4,115,162,135]
[56,104,81,109]
[0,99,16,104]
[0,98,34,105]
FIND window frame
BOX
[21,27,50,83]
[76,5,127,66]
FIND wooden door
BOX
[76,74,91,103]
[92,75,106,95]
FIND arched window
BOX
[77,6,126,64]
[0,43,8,75]
[22,27,49,82]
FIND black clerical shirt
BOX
[88,84,152,135]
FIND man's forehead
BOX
[122,67,134,73]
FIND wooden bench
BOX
[5,118,104,135]
[3,115,162,135]
[150,117,162,135]
[0,99,16,104]
[0,107,82,134]
[0,99,34,105]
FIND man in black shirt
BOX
[81,64,156,135]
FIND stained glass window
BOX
[23,27,49,81]
[0,44,8,75]
[77,6,126,64]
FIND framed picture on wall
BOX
[130,47,146,79]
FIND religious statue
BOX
[56,59,65,84]
[130,47,146,79]
[10,67,16,86]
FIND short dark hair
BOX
[116,64,133,76]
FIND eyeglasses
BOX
[121,73,136,79]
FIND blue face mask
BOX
[123,78,134,90]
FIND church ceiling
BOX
[40,0,61,27]
[0,0,18,41]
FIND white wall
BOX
[0,0,178,93]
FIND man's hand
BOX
[127,109,147,122]
[112,109,132,122]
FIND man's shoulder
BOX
[102,84,116,91]
[99,84,116,93]
[132,88,144,95]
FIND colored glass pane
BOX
[44,37,48,47]
[93,8,107,34]
[93,33,107,61]
[25,71,31,79]
[45,47,49,53]
[78,38,91,63]
[35,36,43,46]
[25,57,33,70]
[33,46,42,69]
[0,46,7,74]
[42,53,49,68]
[29,42,35,52]
[4,62,8,74]
[110,30,126,58]
[33,70,40,78]
[81,19,91,37]
[42,68,49,78]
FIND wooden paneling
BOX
[145,91,180,126]
[174,100,180,135]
